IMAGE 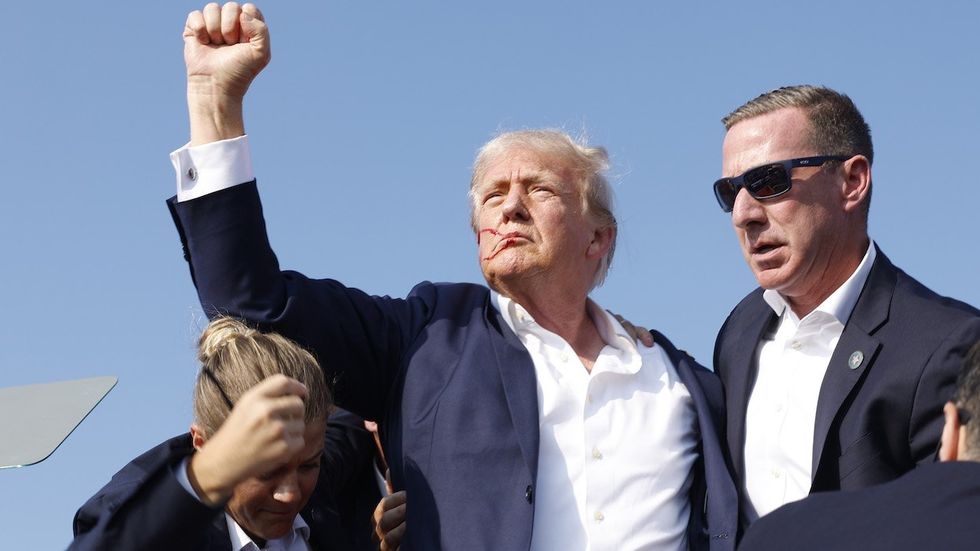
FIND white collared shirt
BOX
[226,513,310,551]
[743,243,876,520]
[494,293,698,551]
[175,457,312,551]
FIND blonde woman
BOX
[71,318,354,550]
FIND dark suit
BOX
[167,182,739,550]
[324,410,384,551]
[714,247,980,516]
[70,434,350,551]
[738,461,980,551]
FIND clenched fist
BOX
[187,374,309,505]
[183,2,271,145]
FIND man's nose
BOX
[272,473,301,504]
[501,186,529,222]
[731,188,766,228]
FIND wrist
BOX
[187,451,236,506]
[187,77,246,145]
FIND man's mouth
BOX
[479,229,528,260]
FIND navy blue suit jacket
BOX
[738,461,980,551]
[168,182,738,550]
[714,247,980,512]
[70,434,349,551]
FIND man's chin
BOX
[248,514,298,540]
[751,264,791,291]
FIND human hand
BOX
[373,489,406,551]
[188,374,308,505]
[183,2,270,143]
[610,311,654,347]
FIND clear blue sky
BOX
[3,1,979,547]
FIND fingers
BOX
[220,2,242,45]
[202,3,224,45]
[190,2,258,46]
[374,491,407,550]
[239,3,270,55]
[382,520,406,551]
[184,9,209,44]
[609,310,655,348]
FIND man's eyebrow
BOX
[482,170,552,188]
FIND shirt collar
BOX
[491,291,642,373]
[226,513,310,551]
[762,240,876,326]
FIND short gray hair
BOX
[469,129,617,288]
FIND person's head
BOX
[469,130,617,295]
[192,317,331,542]
[717,86,874,316]
[940,341,980,462]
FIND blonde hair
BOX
[193,317,331,437]
[469,129,617,288]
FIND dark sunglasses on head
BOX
[713,155,851,213]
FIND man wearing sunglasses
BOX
[711,85,980,527]
[738,341,980,551]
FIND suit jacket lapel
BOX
[811,250,894,477]
[726,306,777,480]
[486,298,540,485]
[656,331,738,546]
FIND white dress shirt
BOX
[175,457,312,551]
[494,293,698,551]
[743,243,876,520]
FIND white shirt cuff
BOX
[175,456,206,504]
[171,135,254,202]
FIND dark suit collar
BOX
[654,331,739,546]
[485,294,540,485]
[810,246,895,478]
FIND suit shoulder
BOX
[892,266,980,322]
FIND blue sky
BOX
[3,1,979,547]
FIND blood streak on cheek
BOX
[479,229,525,260]
[482,238,518,261]
[478,228,501,244]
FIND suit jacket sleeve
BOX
[909,316,980,464]
[168,182,435,420]
[70,436,225,551]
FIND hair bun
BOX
[198,318,256,363]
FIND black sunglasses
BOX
[713,155,851,213]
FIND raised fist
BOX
[184,2,271,101]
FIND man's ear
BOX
[190,424,208,452]
[840,155,871,214]
[940,402,961,462]
[587,226,615,259]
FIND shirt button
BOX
[560,352,569,362]
[587,394,594,404]
[775,404,784,413]
[791,341,802,350]
[772,469,782,479]
[592,447,603,460]
[594,511,605,522]
[186,167,198,181]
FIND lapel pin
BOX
[848,351,864,370]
